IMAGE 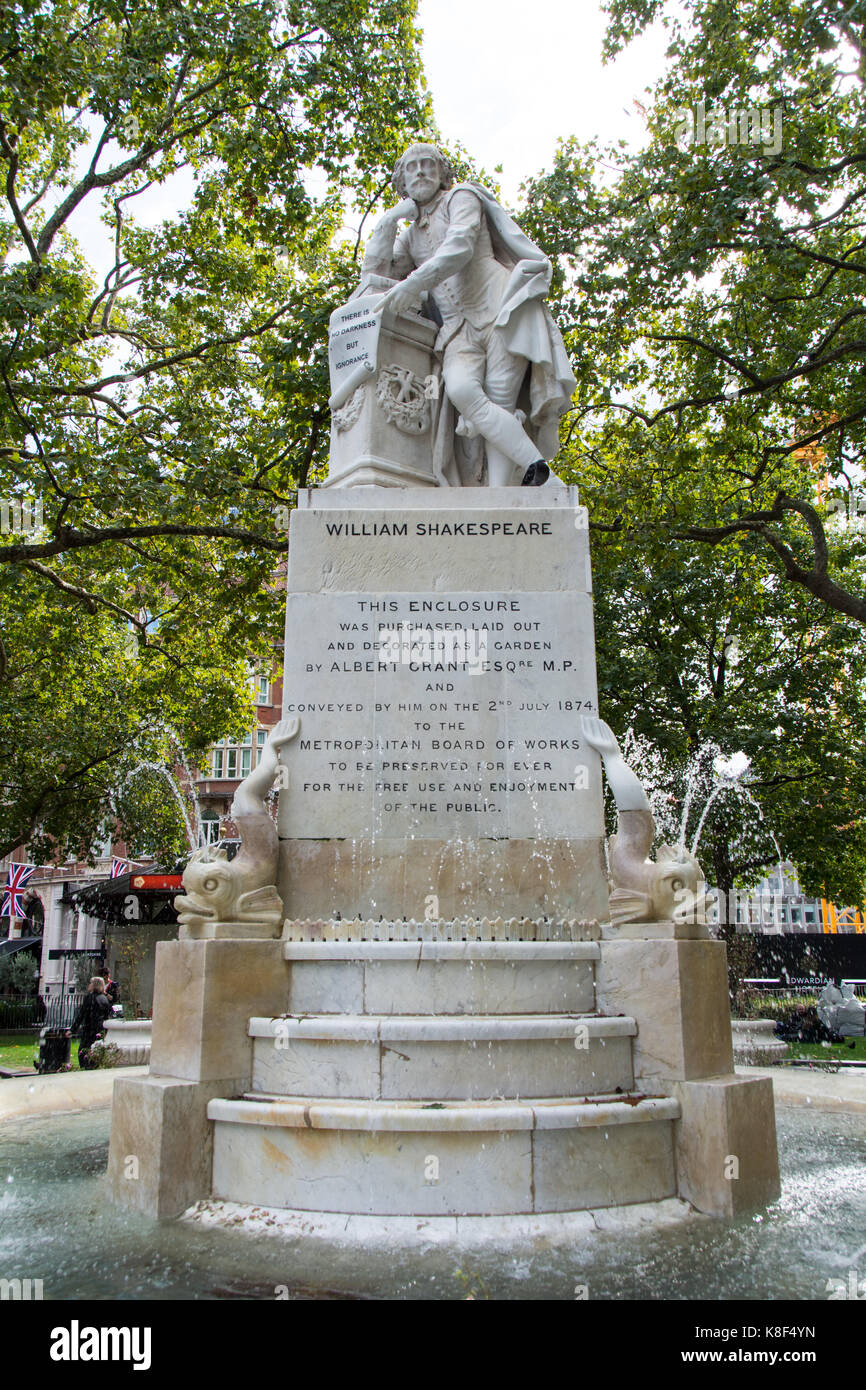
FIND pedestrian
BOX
[102,967,119,1007]
[66,977,112,1070]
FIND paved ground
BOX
[738,1063,866,1115]
[0,1065,146,1122]
[0,1063,860,1122]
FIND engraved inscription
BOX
[280,590,602,841]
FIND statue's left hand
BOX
[391,197,419,221]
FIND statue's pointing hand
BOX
[268,717,300,751]
[382,277,427,317]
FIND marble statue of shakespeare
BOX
[361,144,577,487]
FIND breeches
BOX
[441,322,538,469]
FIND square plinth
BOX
[149,939,288,1083]
[278,487,607,923]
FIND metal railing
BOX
[743,981,866,999]
[0,996,44,1029]
[43,993,86,1031]
[0,992,90,1031]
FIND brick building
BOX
[193,666,284,844]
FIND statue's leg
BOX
[442,332,538,484]
[483,331,533,486]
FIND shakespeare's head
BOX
[392,142,454,202]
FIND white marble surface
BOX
[282,940,601,959]
[283,940,599,1016]
[287,497,591,594]
[279,586,602,841]
[248,1014,636,1102]
[249,1013,632,1041]
[286,959,597,1016]
[208,1100,678,1215]
[184,1194,695,1251]
[208,1093,680,1131]
[297,486,579,510]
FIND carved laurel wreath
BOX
[376,364,430,434]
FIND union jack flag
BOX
[1,864,36,918]
[110,857,130,879]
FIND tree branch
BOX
[21,560,147,629]
[0,121,40,266]
[53,301,294,396]
[677,493,866,625]
[1,521,286,564]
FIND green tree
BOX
[0,0,430,859]
[514,0,866,904]
[522,0,866,625]
[0,949,39,994]
[0,570,256,860]
[587,510,866,903]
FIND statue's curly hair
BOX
[392,143,455,197]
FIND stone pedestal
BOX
[278,485,605,921]
[177,918,283,942]
[673,1075,780,1217]
[324,312,439,489]
[596,937,735,1082]
[108,938,288,1219]
[108,484,780,1231]
[596,929,780,1214]
[101,1018,152,1066]
[107,1074,235,1221]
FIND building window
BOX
[805,909,816,924]
[208,728,267,781]
[200,814,221,847]
[254,675,270,705]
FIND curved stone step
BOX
[207,1092,679,1216]
[212,1091,678,1131]
[283,940,599,1015]
[248,1013,636,1101]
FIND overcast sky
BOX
[59,2,671,272]
[417,0,669,203]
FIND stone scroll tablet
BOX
[327,295,382,410]
[278,487,609,924]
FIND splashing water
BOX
[112,719,210,859]
[117,762,203,856]
[617,730,783,879]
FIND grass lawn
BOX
[787,1037,866,1063]
[0,1032,81,1071]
